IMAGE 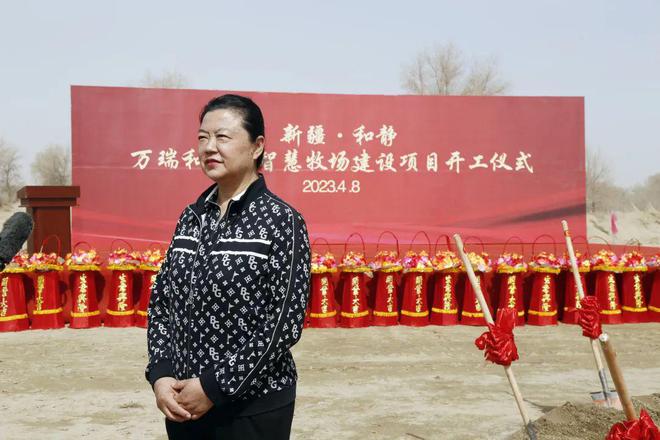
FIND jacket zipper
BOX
[184,199,234,379]
[184,206,203,379]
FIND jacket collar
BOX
[190,174,268,217]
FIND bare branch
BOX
[0,138,23,205]
[630,173,660,211]
[401,42,508,96]
[401,52,429,95]
[585,146,630,213]
[461,58,509,96]
[31,144,71,185]
[431,42,463,95]
[586,146,612,189]
[140,70,189,89]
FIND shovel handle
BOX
[454,234,535,436]
[563,220,612,404]
[505,367,537,439]
[561,221,586,300]
[599,333,636,421]
[453,234,493,324]
[591,338,611,396]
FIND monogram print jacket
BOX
[146,175,311,411]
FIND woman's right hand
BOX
[154,377,192,422]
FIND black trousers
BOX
[165,402,295,440]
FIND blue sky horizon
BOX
[1,0,658,188]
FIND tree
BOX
[461,58,509,96]
[0,138,23,206]
[642,173,660,209]
[140,69,189,88]
[586,147,611,192]
[401,43,509,95]
[630,173,660,211]
[31,144,71,185]
[585,146,631,213]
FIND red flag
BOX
[611,212,619,235]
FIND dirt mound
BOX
[509,394,660,439]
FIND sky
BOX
[1,0,658,188]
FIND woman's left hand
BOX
[173,378,214,420]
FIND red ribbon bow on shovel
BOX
[606,409,660,440]
[578,296,603,340]
[474,308,519,366]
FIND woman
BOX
[146,94,311,439]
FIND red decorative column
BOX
[0,253,31,332]
[27,253,65,329]
[135,249,165,328]
[104,249,140,327]
[370,251,402,327]
[338,252,371,328]
[527,253,561,326]
[429,251,461,326]
[494,253,527,326]
[648,258,660,322]
[459,252,492,326]
[619,252,649,323]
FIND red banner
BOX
[71,86,585,249]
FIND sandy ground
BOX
[0,323,659,439]
[2,204,659,439]
[509,395,660,439]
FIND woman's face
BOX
[197,109,264,183]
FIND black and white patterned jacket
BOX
[146,175,311,413]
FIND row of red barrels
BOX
[303,268,660,328]
[1,266,659,332]
[0,268,156,331]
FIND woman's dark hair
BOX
[199,94,265,169]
